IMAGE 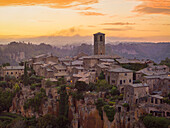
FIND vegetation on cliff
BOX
[141,115,170,128]
[103,105,116,122]
[23,88,47,112]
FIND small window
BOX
[16,72,17,74]
[124,80,126,83]
[160,99,163,104]
[100,36,103,41]
[125,73,127,76]
[7,72,9,75]
[155,99,158,104]
[120,80,122,85]
[11,72,13,74]
[129,79,131,83]
[151,97,153,103]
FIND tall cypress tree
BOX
[23,62,28,86]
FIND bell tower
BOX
[94,32,105,55]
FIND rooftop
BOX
[94,32,105,35]
[130,83,148,88]
[108,67,133,73]
[150,95,163,99]
[72,60,83,66]
[4,66,24,70]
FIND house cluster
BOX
[0,32,169,119]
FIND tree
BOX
[2,63,10,67]
[98,71,105,80]
[23,62,28,86]
[59,85,69,117]
[96,80,112,91]
[110,86,120,96]
[75,81,88,92]
[0,89,13,112]
[143,115,170,128]
[37,114,58,128]
[104,105,116,122]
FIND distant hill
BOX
[0,42,169,65]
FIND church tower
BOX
[94,32,105,55]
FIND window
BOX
[160,99,163,104]
[100,36,103,41]
[155,99,158,104]
[151,97,153,103]
[129,79,131,83]
[125,73,127,76]
[120,80,122,85]
[118,107,121,112]
[16,72,17,74]
[7,72,9,75]
[11,72,13,74]
[124,80,126,83]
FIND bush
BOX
[37,114,58,128]
[0,81,7,88]
[143,115,170,128]
[104,105,116,122]
[75,81,88,92]
[110,86,120,96]
[95,98,105,120]
[24,88,46,112]
[123,103,129,108]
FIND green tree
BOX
[104,105,116,122]
[143,115,170,128]
[0,89,14,112]
[37,114,58,128]
[75,81,88,92]
[59,85,69,117]
[98,71,105,80]
[23,62,28,86]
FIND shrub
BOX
[123,103,129,108]
[104,105,116,122]
[143,115,170,128]
[95,98,105,120]
[23,88,46,112]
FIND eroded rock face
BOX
[10,86,145,128]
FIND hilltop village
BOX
[0,32,170,128]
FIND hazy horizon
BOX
[0,0,170,44]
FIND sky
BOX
[0,0,170,44]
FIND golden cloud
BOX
[101,22,136,25]
[0,0,99,8]
[79,11,105,16]
[133,0,170,15]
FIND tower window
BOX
[100,36,103,41]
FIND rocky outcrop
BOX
[10,86,146,128]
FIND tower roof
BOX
[94,32,105,35]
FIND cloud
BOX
[133,0,170,15]
[101,22,136,25]
[74,6,94,10]
[0,0,99,8]
[103,26,133,31]
[79,11,105,16]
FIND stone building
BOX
[1,66,24,79]
[105,67,133,92]
[94,32,105,55]
[124,83,149,105]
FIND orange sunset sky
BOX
[0,0,170,43]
